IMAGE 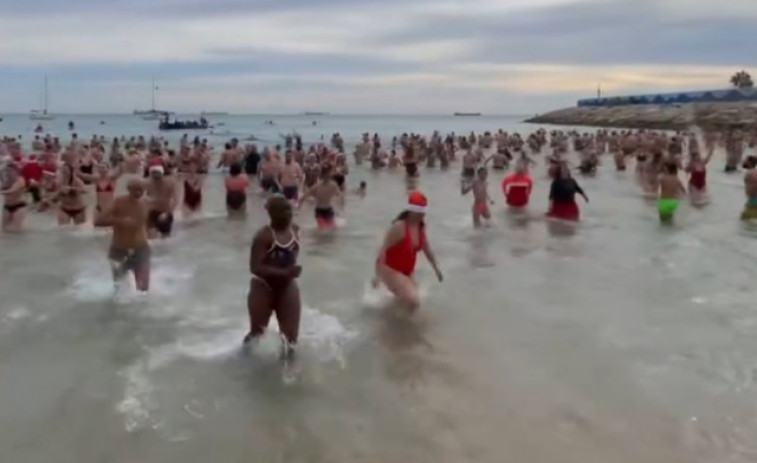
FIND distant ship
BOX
[303,111,329,116]
[454,112,482,116]
[200,111,229,116]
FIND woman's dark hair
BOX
[224,143,232,150]
[229,162,242,176]
[393,210,425,227]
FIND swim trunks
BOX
[147,210,174,236]
[473,201,489,216]
[314,207,335,228]
[282,185,299,201]
[108,245,150,275]
[658,198,679,220]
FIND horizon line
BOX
[0,112,532,118]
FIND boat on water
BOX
[200,111,229,116]
[454,112,482,116]
[159,115,209,131]
[30,77,55,121]
[134,79,172,120]
[303,111,329,116]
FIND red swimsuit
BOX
[383,221,425,276]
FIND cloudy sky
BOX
[0,0,754,114]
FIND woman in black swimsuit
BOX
[2,163,28,232]
[57,164,88,225]
[245,196,302,353]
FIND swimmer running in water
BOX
[244,196,302,356]
[2,162,27,232]
[501,160,533,209]
[298,166,343,229]
[462,167,494,227]
[372,191,443,311]
[546,162,588,222]
[95,179,150,292]
[657,161,686,224]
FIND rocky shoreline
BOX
[524,102,757,130]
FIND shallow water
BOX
[1,116,757,463]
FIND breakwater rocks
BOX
[525,102,757,130]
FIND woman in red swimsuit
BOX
[373,191,443,311]
[94,163,120,220]
[685,148,713,205]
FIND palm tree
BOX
[730,70,754,89]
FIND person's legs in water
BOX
[376,262,420,312]
[244,278,273,344]
[274,282,301,356]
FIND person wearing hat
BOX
[145,164,176,238]
[373,190,443,311]
[2,162,28,232]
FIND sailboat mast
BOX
[44,76,49,114]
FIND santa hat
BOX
[406,190,428,213]
[148,156,164,167]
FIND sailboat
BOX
[133,78,168,120]
[30,77,55,121]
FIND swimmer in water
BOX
[95,179,151,291]
[501,160,533,209]
[298,166,343,230]
[740,156,757,220]
[462,167,494,227]
[244,196,302,356]
[373,191,443,311]
[2,162,28,232]
[225,162,249,217]
[354,181,367,197]
[685,146,713,205]
[657,161,686,224]
[145,165,176,238]
[546,162,588,222]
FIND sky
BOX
[0,0,754,114]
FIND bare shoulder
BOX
[253,225,273,245]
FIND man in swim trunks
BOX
[299,166,343,229]
[658,161,686,224]
[463,167,494,227]
[740,156,757,220]
[258,150,280,194]
[145,165,176,238]
[95,179,150,291]
[245,196,302,356]
[279,152,304,202]
[460,148,477,194]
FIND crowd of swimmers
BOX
[2,125,757,356]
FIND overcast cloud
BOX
[0,0,754,113]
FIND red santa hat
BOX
[406,190,428,213]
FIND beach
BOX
[1,114,757,463]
